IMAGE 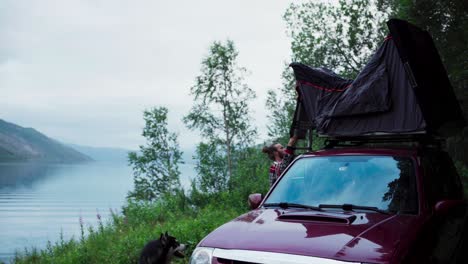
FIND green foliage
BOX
[284,0,390,78]
[12,191,245,264]
[184,40,256,147]
[184,40,257,191]
[456,162,468,178]
[127,107,183,202]
[193,142,228,193]
[455,161,468,197]
[229,147,270,197]
[265,89,295,141]
[266,0,392,142]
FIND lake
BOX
[0,161,194,264]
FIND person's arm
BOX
[278,136,298,175]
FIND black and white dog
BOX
[139,232,186,264]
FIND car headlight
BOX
[189,247,215,264]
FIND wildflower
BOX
[79,214,85,243]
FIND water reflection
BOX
[0,162,59,189]
[0,162,133,264]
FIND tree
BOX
[228,146,271,200]
[265,67,297,141]
[192,142,228,193]
[266,0,392,142]
[284,0,390,78]
[127,107,182,201]
[184,40,256,192]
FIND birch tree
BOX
[184,40,256,192]
[128,107,182,201]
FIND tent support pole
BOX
[307,129,313,151]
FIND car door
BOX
[422,151,467,263]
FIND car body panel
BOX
[199,208,424,263]
[195,147,467,264]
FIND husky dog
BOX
[139,232,186,264]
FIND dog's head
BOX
[160,232,186,259]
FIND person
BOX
[262,136,298,187]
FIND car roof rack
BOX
[322,134,445,150]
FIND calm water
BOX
[0,162,194,263]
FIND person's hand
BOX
[288,135,298,147]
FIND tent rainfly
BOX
[290,19,465,138]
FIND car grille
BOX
[216,258,258,264]
[212,248,361,264]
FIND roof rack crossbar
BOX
[323,134,444,149]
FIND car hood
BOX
[199,208,422,263]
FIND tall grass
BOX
[10,191,249,264]
[10,147,270,264]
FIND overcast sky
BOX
[1,0,306,151]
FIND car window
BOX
[265,155,418,214]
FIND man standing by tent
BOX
[262,136,298,187]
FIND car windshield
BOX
[265,155,418,214]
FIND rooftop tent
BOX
[290,19,465,138]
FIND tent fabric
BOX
[290,19,464,138]
[387,19,465,136]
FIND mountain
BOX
[68,144,130,163]
[0,119,92,163]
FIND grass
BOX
[10,192,248,264]
[9,147,270,264]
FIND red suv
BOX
[190,140,467,264]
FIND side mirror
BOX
[434,200,465,217]
[248,193,263,210]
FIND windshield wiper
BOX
[318,204,391,215]
[263,202,322,211]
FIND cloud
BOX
[1,0,302,149]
